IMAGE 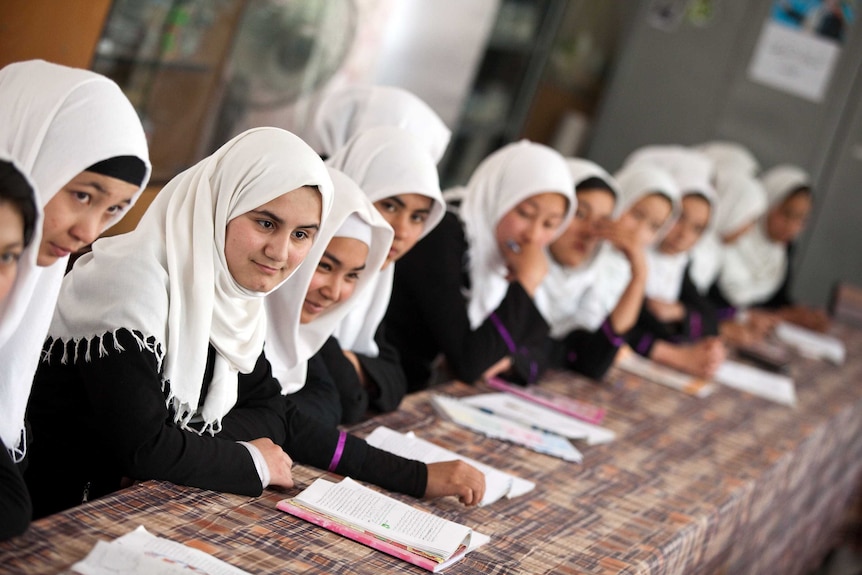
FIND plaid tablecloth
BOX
[3,325,862,575]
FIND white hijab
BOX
[314,85,451,163]
[535,158,620,338]
[695,140,760,178]
[638,149,717,303]
[0,60,151,458]
[689,170,769,293]
[47,128,333,435]
[717,164,810,307]
[579,163,680,329]
[265,167,393,394]
[326,126,444,356]
[445,140,576,329]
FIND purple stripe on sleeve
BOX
[328,430,347,472]
[636,334,654,355]
[689,311,702,340]
[489,313,518,354]
[601,319,625,347]
[717,306,736,321]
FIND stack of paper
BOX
[365,426,534,506]
[460,393,615,445]
[277,477,489,572]
[774,322,846,364]
[430,394,583,462]
[71,526,249,575]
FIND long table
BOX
[4,325,862,575]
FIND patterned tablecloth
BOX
[3,324,862,575]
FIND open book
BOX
[774,322,845,365]
[365,426,534,506]
[485,377,606,424]
[277,477,489,573]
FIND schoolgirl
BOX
[324,126,446,422]
[711,164,828,331]
[266,167,393,427]
[386,140,575,391]
[0,158,38,540]
[0,59,150,510]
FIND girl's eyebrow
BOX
[322,251,366,272]
[250,209,283,225]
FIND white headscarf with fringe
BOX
[266,167,393,394]
[0,60,151,459]
[326,126,444,356]
[46,128,332,435]
[444,140,575,329]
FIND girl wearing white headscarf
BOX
[266,168,485,502]
[24,128,334,518]
[712,164,828,331]
[623,149,726,379]
[387,140,575,390]
[267,167,392,426]
[0,60,151,524]
[326,126,445,419]
[0,159,38,540]
[313,85,451,163]
[534,158,628,380]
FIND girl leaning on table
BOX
[709,164,829,333]
[385,140,576,392]
[320,126,446,424]
[0,159,38,541]
[24,127,484,519]
[0,59,151,537]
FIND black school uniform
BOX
[386,212,550,392]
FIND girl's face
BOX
[617,193,673,247]
[39,171,139,267]
[766,190,811,244]
[659,195,711,255]
[0,201,25,303]
[549,187,616,268]
[373,193,433,268]
[300,236,369,324]
[495,192,568,253]
[225,186,321,293]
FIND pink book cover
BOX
[276,500,467,573]
[486,377,606,424]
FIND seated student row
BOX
[0,60,827,540]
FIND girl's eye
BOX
[380,202,397,213]
[543,220,557,230]
[257,219,275,230]
[73,191,91,204]
[317,261,332,272]
[107,205,124,215]
[347,272,361,282]
[293,229,313,241]
[410,213,428,224]
[0,252,20,265]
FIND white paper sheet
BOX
[460,393,615,445]
[774,322,846,364]
[714,359,797,407]
[365,426,535,506]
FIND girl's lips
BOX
[50,243,72,258]
[254,261,280,275]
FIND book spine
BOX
[276,501,439,572]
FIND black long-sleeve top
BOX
[386,212,551,392]
[0,439,31,540]
[547,318,626,381]
[25,328,425,519]
[628,264,720,356]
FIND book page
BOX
[365,426,534,505]
[293,478,471,558]
[485,377,606,424]
[71,526,250,575]
[461,393,615,445]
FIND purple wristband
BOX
[689,311,702,340]
[601,319,625,347]
[328,430,347,472]
[636,334,654,355]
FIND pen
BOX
[506,239,521,254]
